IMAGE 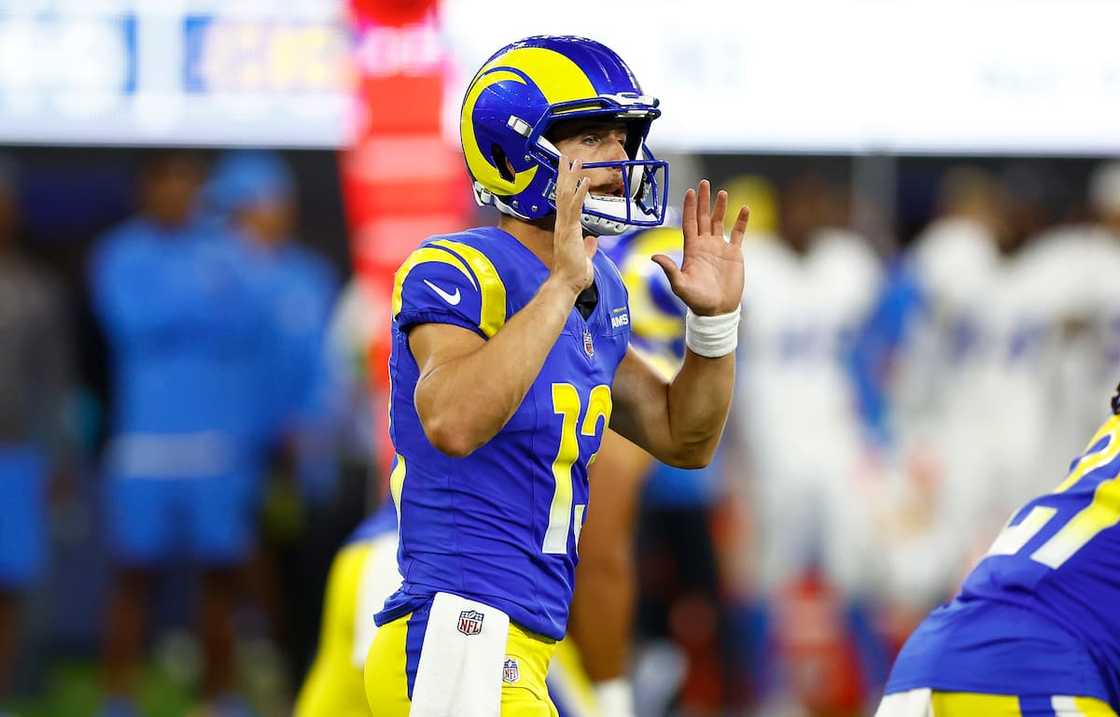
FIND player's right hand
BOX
[552,154,597,296]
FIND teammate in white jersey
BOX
[868,167,1085,606]
[729,175,884,710]
[734,175,882,600]
[1024,162,1120,481]
[868,168,1007,610]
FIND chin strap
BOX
[581,193,656,236]
[580,210,628,235]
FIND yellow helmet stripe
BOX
[391,246,477,320]
[472,47,597,105]
[431,239,508,338]
[461,47,598,198]
[461,70,538,197]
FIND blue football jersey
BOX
[887,412,1120,706]
[90,218,264,437]
[348,498,399,546]
[375,226,631,640]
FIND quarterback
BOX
[295,229,689,717]
[364,35,747,716]
[876,388,1120,716]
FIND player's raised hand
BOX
[551,155,597,295]
[652,180,748,316]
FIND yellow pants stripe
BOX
[924,691,1119,717]
[932,691,1023,716]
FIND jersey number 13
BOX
[543,383,612,555]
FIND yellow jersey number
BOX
[988,414,1120,568]
[542,383,612,555]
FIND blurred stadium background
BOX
[2,0,1120,715]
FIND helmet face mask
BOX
[461,36,670,236]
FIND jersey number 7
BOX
[543,383,613,555]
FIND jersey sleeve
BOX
[392,243,499,339]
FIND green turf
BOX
[1,660,199,717]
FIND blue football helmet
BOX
[460,35,669,236]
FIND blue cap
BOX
[204,150,294,215]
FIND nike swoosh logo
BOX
[423,279,461,306]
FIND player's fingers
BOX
[682,187,698,242]
[728,206,751,247]
[555,154,571,201]
[583,234,599,257]
[557,157,585,214]
[697,180,712,238]
[572,162,590,209]
[711,189,728,239]
[557,153,571,179]
[651,254,684,289]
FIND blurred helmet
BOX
[460,35,668,236]
[721,174,778,237]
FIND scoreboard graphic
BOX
[0,3,350,146]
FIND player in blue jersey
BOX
[364,36,748,716]
[205,150,341,502]
[92,152,264,717]
[294,229,678,717]
[876,387,1120,717]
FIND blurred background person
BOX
[293,499,399,717]
[1024,161,1120,478]
[855,167,1009,636]
[0,156,75,701]
[971,165,1078,522]
[91,151,264,717]
[204,150,343,690]
[730,172,886,716]
[900,165,1070,558]
[205,151,341,505]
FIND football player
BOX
[295,501,401,717]
[876,386,1120,717]
[295,228,686,717]
[294,460,648,717]
[734,173,882,609]
[363,35,747,716]
[0,158,74,701]
[92,152,264,717]
[857,167,1007,613]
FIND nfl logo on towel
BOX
[457,609,484,636]
[503,658,519,684]
[583,328,594,357]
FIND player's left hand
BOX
[652,180,748,316]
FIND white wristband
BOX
[685,307,741,357]
[593,678,635,717]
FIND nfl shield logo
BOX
[457,609,484,636]
[503,658,519,684]
[583,328,594,357]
